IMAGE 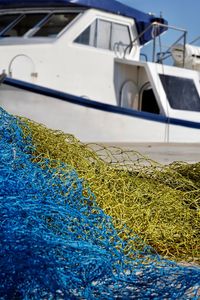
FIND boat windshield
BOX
[32,13,78,37]
[0,14,46,37]
[0,14,21,33]
[160,74,200,111]
[0,12,79,38]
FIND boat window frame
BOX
[73,16,133,54]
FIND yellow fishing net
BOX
[20,118,200,264]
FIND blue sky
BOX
[119,0,200,44]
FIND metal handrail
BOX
[124,21,187,67]
[155,31,187,65]
[190,35,200,45]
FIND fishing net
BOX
[0,107,199,299]
[21,118,200,264]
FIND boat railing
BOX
[125,22,188,67]
[190,35,200,45]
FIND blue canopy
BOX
[0,0,167,44]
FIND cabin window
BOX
[96,20,111,49]
[75,19,131,52]
[1,14,47,37]
[33,13,78,37]
[0,14,21,35]
[75,21,96,46]
[160,74,200,111]
[111,23,130,51]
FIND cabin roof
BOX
[0,0,167,45]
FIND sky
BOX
[119,0,200,44]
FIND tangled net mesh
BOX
[21,117,200,264]
[0,107,200,299]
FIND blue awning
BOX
[0,0,167,44]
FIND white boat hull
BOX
[0,79,200,143]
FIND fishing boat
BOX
[0,0,200,143]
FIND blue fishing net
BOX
[0,107,199,299]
